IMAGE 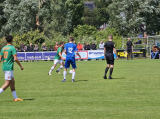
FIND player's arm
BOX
[59,52,65,60]
[0,55,2,62]
[113,48,119,60]
[104,47,106,59]
[76,51,81,59]
[13,55,24,70]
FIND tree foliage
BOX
[108,0,160,36]
[0,0,38,36]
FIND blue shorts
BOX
[65,57,76,69]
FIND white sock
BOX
[58,65,63,72]
[72,72,75,79]
[12,91,18,99]
[0,88,4,94]
[63,71,67,79]
[49,66,54,74]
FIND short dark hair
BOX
[60,42,64,45]
[6,35,13,43]
[108,35,113,39]
[69,36,74,42]
[154,46,159,50]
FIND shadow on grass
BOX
[75,80,88,82]
[23,98,35,101]
[112,77,125,79]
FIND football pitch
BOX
[0,59,160,119]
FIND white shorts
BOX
[54,59,63,65]
[3,71,14,80]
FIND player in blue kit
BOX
[62,36,81,82]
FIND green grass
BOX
[0,59,160,119]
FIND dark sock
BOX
[109,68,113,77]
[104,67,109,76]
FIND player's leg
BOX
[109,55,114,79]
[0,71,11,94]
[48,60,57,75]
[103,55,110,79]
[0,80,10,94]
[56,61,64,74]
[62,58,70,82]
[10,76,23,101]
[109,64,114,79]
[71,58,76,82]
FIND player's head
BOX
[154,46,159,52]
[69,36,74,42]
[128,38,131,41]
[6,35,13,44]
[108,35,113,40]
[60,42,64,46]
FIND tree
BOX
[66,0,84,31]
[0,0,7,33]
[43,0,84,37]
[94,0,112,27]
[108,0,160,37]
[82,7,98,27]
[1,0,38,36]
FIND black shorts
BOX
[105,54,114,65]
[127,49,132,53]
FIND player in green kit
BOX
[0,35,24,101]
[48,42,65,75]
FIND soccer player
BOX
[0,35,24,101]
[103,35,118,79]
[126,38,133,60]
[48,42,65,75]
[62,36,81,82]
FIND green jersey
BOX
[0,45,17,71]
[54,47,62,60]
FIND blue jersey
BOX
[65,43,78,58]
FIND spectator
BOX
[77,42,83,51]
[49,45,54,51]
[84,43,90,50]
[19,42,24,52]
[42,43,47,51]
[34,44,39,51]
[28,43,33,52]
[99,41,104,49]
[73,41,77,46]
[20,45,27,52]
[83,43,86,50]
[54,42,59,51]
[90,42,97,50]
[16,47,19,52]
[151,46,160,59]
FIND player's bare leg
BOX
[103,64,110,79]
[72,68,76,82]
[109,65,114,79]
[48,64,57,75]
[56,62,64,74]
[0,80,10,94]
[10,77,23,101]
[62,68,67,82]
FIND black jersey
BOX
[104,41,115,54]
[126,41,133,49]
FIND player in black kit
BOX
[126,38,133,60]
[103,35,118,79]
